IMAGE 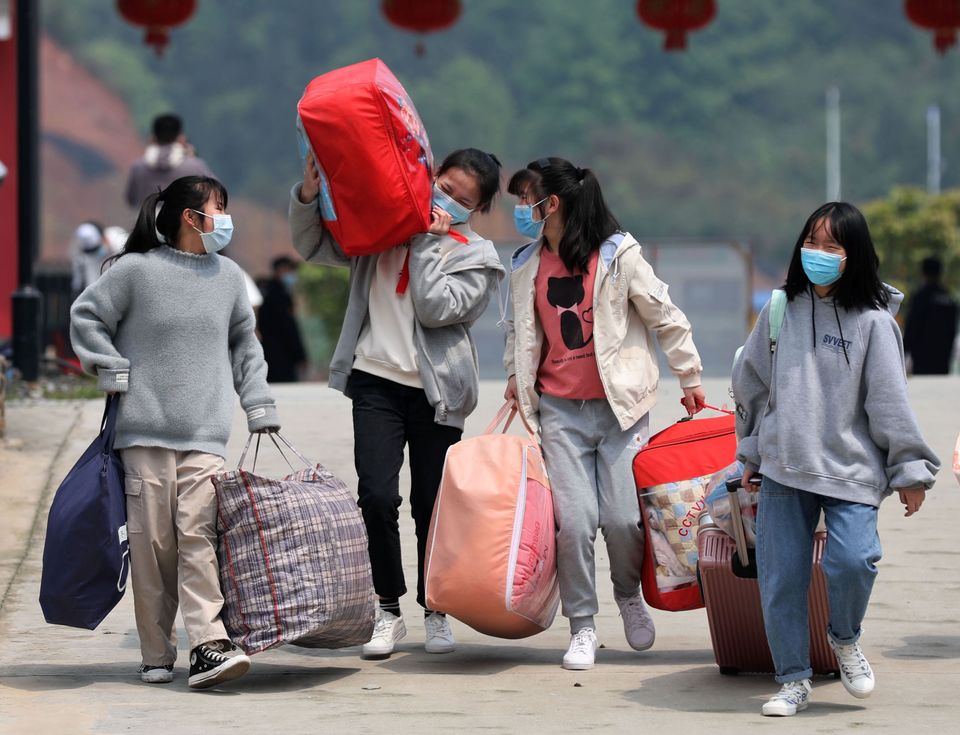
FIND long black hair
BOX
[437,148,502,213]
[108,176,228,266]
[507,157,620,272]
[784,202,889,311]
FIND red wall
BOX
[0,0,18,340]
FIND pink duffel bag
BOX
[425,402,560,638]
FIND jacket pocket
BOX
[124,475,144,533]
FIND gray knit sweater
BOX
[70,245,279,457]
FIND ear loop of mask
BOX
[154,201,167,244]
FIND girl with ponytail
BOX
[503,157,705,671]
[71,175,278,689]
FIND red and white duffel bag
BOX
[296,57,433,255]
[632,410,738,612]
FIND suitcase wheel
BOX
[718,666,739,676]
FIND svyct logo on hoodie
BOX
[822,334,853,354]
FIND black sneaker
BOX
[187,640,250,690]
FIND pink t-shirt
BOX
[534,247,607,400]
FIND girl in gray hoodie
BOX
[733,202,939,717]
[289,148,505,659]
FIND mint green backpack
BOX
[733,289,787,368]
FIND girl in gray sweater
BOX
[732,202,939,717]
[71,176,279,690]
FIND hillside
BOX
[42,0,960,267]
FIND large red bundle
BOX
[296,58,433,255]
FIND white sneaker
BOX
[139,664,174,684]
[828,637,875,699]
[562,628,599,671]
[615,592,656,651]
[762,679,812,716]
[424,612,456,654]
[362,610,407,659]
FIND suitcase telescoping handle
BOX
[725,476,760,567]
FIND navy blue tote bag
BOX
[40,395,129,629]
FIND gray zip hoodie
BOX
[288,183,505,429]
[732,285,939,506]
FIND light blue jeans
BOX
[756,476,881,683]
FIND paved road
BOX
[1,378,958,734]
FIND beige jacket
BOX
[504,232,702,432]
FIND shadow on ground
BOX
[883,635,960,660]
[621,665,864,716]
[0,662,358,694]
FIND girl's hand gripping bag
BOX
[296,58,433,255]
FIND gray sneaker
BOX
[615,592,656,651]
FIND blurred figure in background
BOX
[257,256,307,383]
[903,256,958,375]
[72,222,130,297]
[126,114,215,209]
[70,221,108,296]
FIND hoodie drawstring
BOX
[832,300,850,366]
[810,287,850,367]
[811,288,817,352]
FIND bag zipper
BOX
[642,427,733,451]
[504,445,529,612]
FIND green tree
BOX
[863,187,960,294]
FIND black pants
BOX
[348,370,462,608]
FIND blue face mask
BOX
[513,197,550,240]
[191,211,234,254]
[281,272,298,290]
[432,184,474,224]
[800,247,846,286]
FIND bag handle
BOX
[100,394,120,450]
[484,399,537,441]
[676,402,735,422]
[238,431,313,473]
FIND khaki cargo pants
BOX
[120,446,228,666]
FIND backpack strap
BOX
[768,289,787,352]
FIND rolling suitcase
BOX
[697,477,838,676]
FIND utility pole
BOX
[11,0,41,382]
[927,104,941,195]
[826,86,841,202]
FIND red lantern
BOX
[117,0,198,56]
[905,0,960,54]
[637,0,716,51]
[382,0,461,56]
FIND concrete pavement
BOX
[1,378,958,734]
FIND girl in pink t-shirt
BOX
[504,157,705,670]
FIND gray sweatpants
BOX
[539,394,650,633]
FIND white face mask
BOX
[191,210,234,253]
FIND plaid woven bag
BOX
[213,433,376,654]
